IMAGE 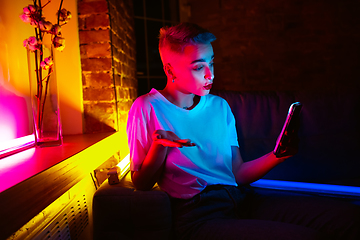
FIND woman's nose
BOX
[204,66,214,80]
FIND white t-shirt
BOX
[127,89,239,199]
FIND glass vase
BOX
[27,46,63,147]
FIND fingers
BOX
[156,138,184,148]
[173,139,196,147]
[153,137,196,148]
[276,138,299,158]
[152,130,196,148]
[152,132,162,141]
[155,139,195,148]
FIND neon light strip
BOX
[115,154,360,197]
[117,154,130,177]
[251,179,360,197]
[0,135,35,159]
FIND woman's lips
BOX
[204,84,212,90]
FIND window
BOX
[133,0,179,96]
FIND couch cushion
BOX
[93,172,173,240]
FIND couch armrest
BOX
[93,172,173,240]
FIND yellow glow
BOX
[116,122,130,177]
[42,0,84,135]
[74,130,129,173]
[9,175,94,240]
[47,0,84,135]
[117,154,130,177]
[0,1,33,96]
[118,122,130,158]
[4,125,130,239]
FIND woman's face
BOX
[171,43,214,96]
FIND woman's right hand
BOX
[131,130,195,190]
[152,130,196,148]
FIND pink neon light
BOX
[0,86,32,140]
[0,147,36,192]
[0,85,33,159]
[0,135,35,159]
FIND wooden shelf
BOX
[0,132,122,240]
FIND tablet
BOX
[273,102,302,157]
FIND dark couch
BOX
[93,89,360,240]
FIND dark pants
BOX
[171,185,360,240]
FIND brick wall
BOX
[188,0,360,92]
[78,0,137,133]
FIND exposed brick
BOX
[83,102,117,133]
[188,0,360,92]
[83,87,115,101]
[78,16,86,30]
[113,60,122,75]
[118,112,128,125]
[81,72,87,86]
[116,86,130,100]
[121,76,133,88]
[83,114,116,133]
[130,88,138,99]
[78,1,109,15]
[78,0,105,2]
[83,102,115,115]
[111,34,124,50]
[83,72,113,88]
[116,101,130,113]
[80,43,111,58]
[79,30,110,44]
[84,13,110,30]
[113,73,121,86]
[81,58,112,71]
[78,0,136,133]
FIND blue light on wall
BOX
[251,179,360,197]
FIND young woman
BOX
[127,23,360,240]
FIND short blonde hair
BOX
[159,22,216,55]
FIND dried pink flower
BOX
[57,8,72,23]
[23,5,37,15]
[20,13,32,23]
[39,20,53,32]
[23,36,41,52]
[20,5,41,26]
[53,36,65,51]
[50,24,62,35]
[40,57,54,70]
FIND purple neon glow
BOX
[0,86,32,138]
[0,135,35,159]
[0,147,36,192]
[251,179,360,197]
[0,85,33,159]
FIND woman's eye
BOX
[193,65,203,71]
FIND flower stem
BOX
[40,68,53,129]
[41,0,51,9]
[34,50,42,129]
[57,0,64,24]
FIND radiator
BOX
[33,193,89,240]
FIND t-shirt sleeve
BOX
[126,97,152,172]
[225,101,239,147]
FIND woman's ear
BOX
[164,63,175,80]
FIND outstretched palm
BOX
[152,130,196,148]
